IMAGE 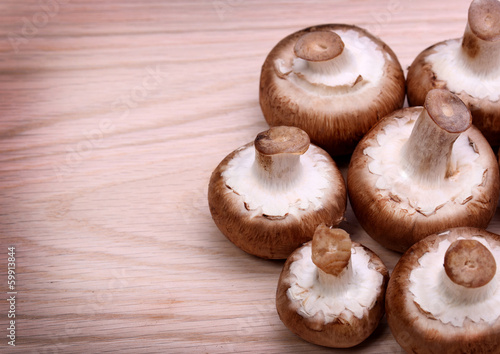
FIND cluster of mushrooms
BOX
[208,0,500,352]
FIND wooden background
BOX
[0,0,499,352]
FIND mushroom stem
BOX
[444,239,497,288]
[294,31,345,63]
[253,126,310,189]
[316,262,354,292]
[304,52,357,79]
[400,89,472,187]
[293,31,357,79]
[311,225,353,291]
[254,153,302,188]
[441,239,497,303]
[460,0,500,76]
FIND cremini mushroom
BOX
[208,126,346,259]
[348,89,499,252]
[407,0,500,146]
[259,24,405,156]
[386,227,500,353]
[276,225,389,348]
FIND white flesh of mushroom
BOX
[364,115,485,216]
[425,39,500,101]
[275,29,387,95]
[222,144,333,217]
[409,235,500,327]
[286,244,384,324]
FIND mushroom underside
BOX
[407,40,500,146]
[276,241,389,348]
[208,142,346,259]
[260,24,405,155]
[347,107,499,253]
[386,227,500,353]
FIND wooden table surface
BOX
[1,0,499,352]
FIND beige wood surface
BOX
[0,0,499,352]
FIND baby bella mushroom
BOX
[348,89,499,253]
[407,0,500,146]
[276,225,389,348]
[386,227,500,353]
[259,24,405,156]
[208,126,346,259]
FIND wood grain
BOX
[0,0,498,352]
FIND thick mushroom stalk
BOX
[311,225,353,290]
[400,89,472,188]
[295,31,344,63]
[461,0,500,76]
[253,126,310,190]
[292,31,362,88]
[443,239,497,302]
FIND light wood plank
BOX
[0,0,497,352]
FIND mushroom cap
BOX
[386,227,500,353]
[276,240,389,348]
[407,39,500,147]
[259,24,405,156]
[208,130,347,259]
[347,107,500,252]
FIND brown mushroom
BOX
[259,24,405,156]
[348,89,499,252]
[386,227,500,353]
[407,0,500,146]
[208,126,346,259]
[276,225,389,348]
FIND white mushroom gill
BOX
[222,144,332,217]
[364,115,485,216]
[276,29,386,95]
[409,237,500,327]
[426,39,500,101]
[287,245,383,324]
